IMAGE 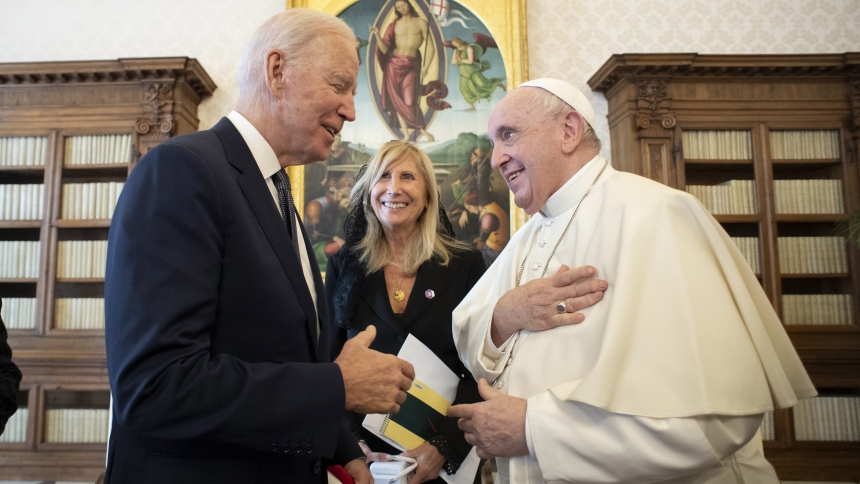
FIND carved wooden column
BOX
[136,81,176,162]
[635,79,677,187]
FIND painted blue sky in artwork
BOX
[337,0,507,152]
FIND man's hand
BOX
[447,379,529,459]
[491,265,606,345]
[335,326,415,414]
[343,457,372,484]
[401,441,445,483]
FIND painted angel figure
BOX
[446,34,506,111]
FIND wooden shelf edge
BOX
[55,278,105,283]
[683,158,754,164]
[62,163,128,170]
[772,158,842,165]
[0,278,38,284]
[775,214,849,222]
[785,324,859,333]
[0,220,42,228]
[54,219,111,228]
[0,165,45,172]
[713,215,760,223]
[781,273,851,279]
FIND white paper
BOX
[362,334,481,484]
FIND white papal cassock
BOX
[453,156,816,484]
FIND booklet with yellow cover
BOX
[362,334,480,484]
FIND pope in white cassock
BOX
[447,79,818,484]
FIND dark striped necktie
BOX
[272,169,300,257]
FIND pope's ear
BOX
[560,110,586,155]
[264,50,287,99]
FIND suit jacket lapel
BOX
[297,216,322,358]
[362,270,405,336]
[400,255,465,331]
[211,118,319,359]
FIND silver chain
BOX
[494,161,608,390]
[516,161,608,287]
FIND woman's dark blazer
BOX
[325,247,486,472]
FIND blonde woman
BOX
[326,141,485,483]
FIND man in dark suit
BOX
[104,9,414,484]
[0,299,22,435]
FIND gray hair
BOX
[532,88,602,151]
[236,9,355,113]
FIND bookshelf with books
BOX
[0,58,215,481]
[590,53,860,481]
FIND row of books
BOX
[793,396,860,441]
[760,411,774,440]
[0,136,47,167]
[0,241,41,279]
[782,294,853,325]
[0,408,28,443]
[774,179,844,214]
[56,240,108,279]
[681,130,752,160]
[770,130,840,160]
[730,237,761,274]
[777,237,848,274]
[0,297,37,329]
[64,134,131,166]
[0,184,45,220]
[44,408,109,443]
[61,182,124,220]
[686,180,757,215]
[55,298,105,330]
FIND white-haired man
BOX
[105,10,414,484]
[448,79,817,483]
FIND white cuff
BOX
[524,407,535,457]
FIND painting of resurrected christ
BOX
[304,0,511,271]
[368,0,449,142]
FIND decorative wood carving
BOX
[635,79,676,133]
[849,78,860,141]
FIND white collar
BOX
[227,110,283,179]
[539,155,602,218]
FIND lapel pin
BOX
[424,289,435,299]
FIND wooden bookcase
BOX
[0,58,215,481]
[589,53,860,481]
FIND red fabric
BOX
[376,21,450,131]
[327,465,356,484]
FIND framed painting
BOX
[286,0,528,272]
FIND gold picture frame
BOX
[286,0,528,233]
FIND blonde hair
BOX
[351,141,468,274]
[236,9,355,114]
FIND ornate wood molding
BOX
[589,53,860,94]
[849,78,860,141]
[0,57,216,100]
[635,79,676,133]
[136,82,175,137]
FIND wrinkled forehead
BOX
[488,89,540,132]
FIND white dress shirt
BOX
[227,111,319,335]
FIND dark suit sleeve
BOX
[0,299,22,434]
[105,143,346,457]
[324,255,365,464]
[434,250,487,468]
